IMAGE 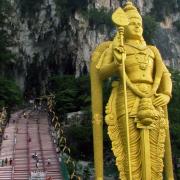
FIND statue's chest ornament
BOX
[135,53,150,70]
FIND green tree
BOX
[76,76,91,111]
[0,77,22,107]
[48,75,91,115]
[168,69,180,177]
[65,125,93,160]
[83,166,91,180]
[169,70,180,153]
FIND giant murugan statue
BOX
[90,2,174,180]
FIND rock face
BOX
[135,0,180,68]
[154,25,180,68]
[138,0,153,14]
[95,0,119,9]
[4,0,180,95]
[7,0,119,95]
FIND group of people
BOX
[32,152,51,169]
[28,98,47,112]
[31,152,53,179]
[32,152,39,169]
[0,157,13,166]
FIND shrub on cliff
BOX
[173,20,180,32]
[20,0,43,16]
[143,15,157,44]
[86,7,113,30]
[151,0,177,21]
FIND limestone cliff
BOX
[6,0,119,95]
[3,0,180,95]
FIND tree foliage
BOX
[0,1,21,109]
[85,7,113,30]
[48,75,91,115]
[65,125,93,160]
[0,0,14,65]
[0,77,22,107]
[168,70,180,154]
[48,75,113,116]
[0,30,14,64]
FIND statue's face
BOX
[125,18,143,40]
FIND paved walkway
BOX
[0,110,63,180]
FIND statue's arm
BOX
[153,46,172,97]
[150,46,172,107]
[159,67,172,97]
[97,46,118,80]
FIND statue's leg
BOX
[106,87,142,179]
[107,115,142,179]
[128,117,142,179]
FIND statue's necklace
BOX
[135,53,150,70]
[125,43,150,70]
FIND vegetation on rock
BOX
[143,15,157,44]
[173,20,180,32]
[20,0,44,16]
[55,0,88,20]
[0,0,14,66]
[84,7,114,31]
[151,0,177,21]
[0,0,22,108]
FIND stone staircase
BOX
[0,110,63,180]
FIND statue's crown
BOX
[123,1,142,21]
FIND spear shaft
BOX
[118,27,132,180]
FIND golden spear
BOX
[112,8,132,180]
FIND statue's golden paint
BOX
[90,2,174,180]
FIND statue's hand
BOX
[113,47,126,65]
[112,33,126,65]
[153,93,170,107]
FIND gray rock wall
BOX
[4,0,180,95]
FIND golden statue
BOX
[90,2,174,180]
